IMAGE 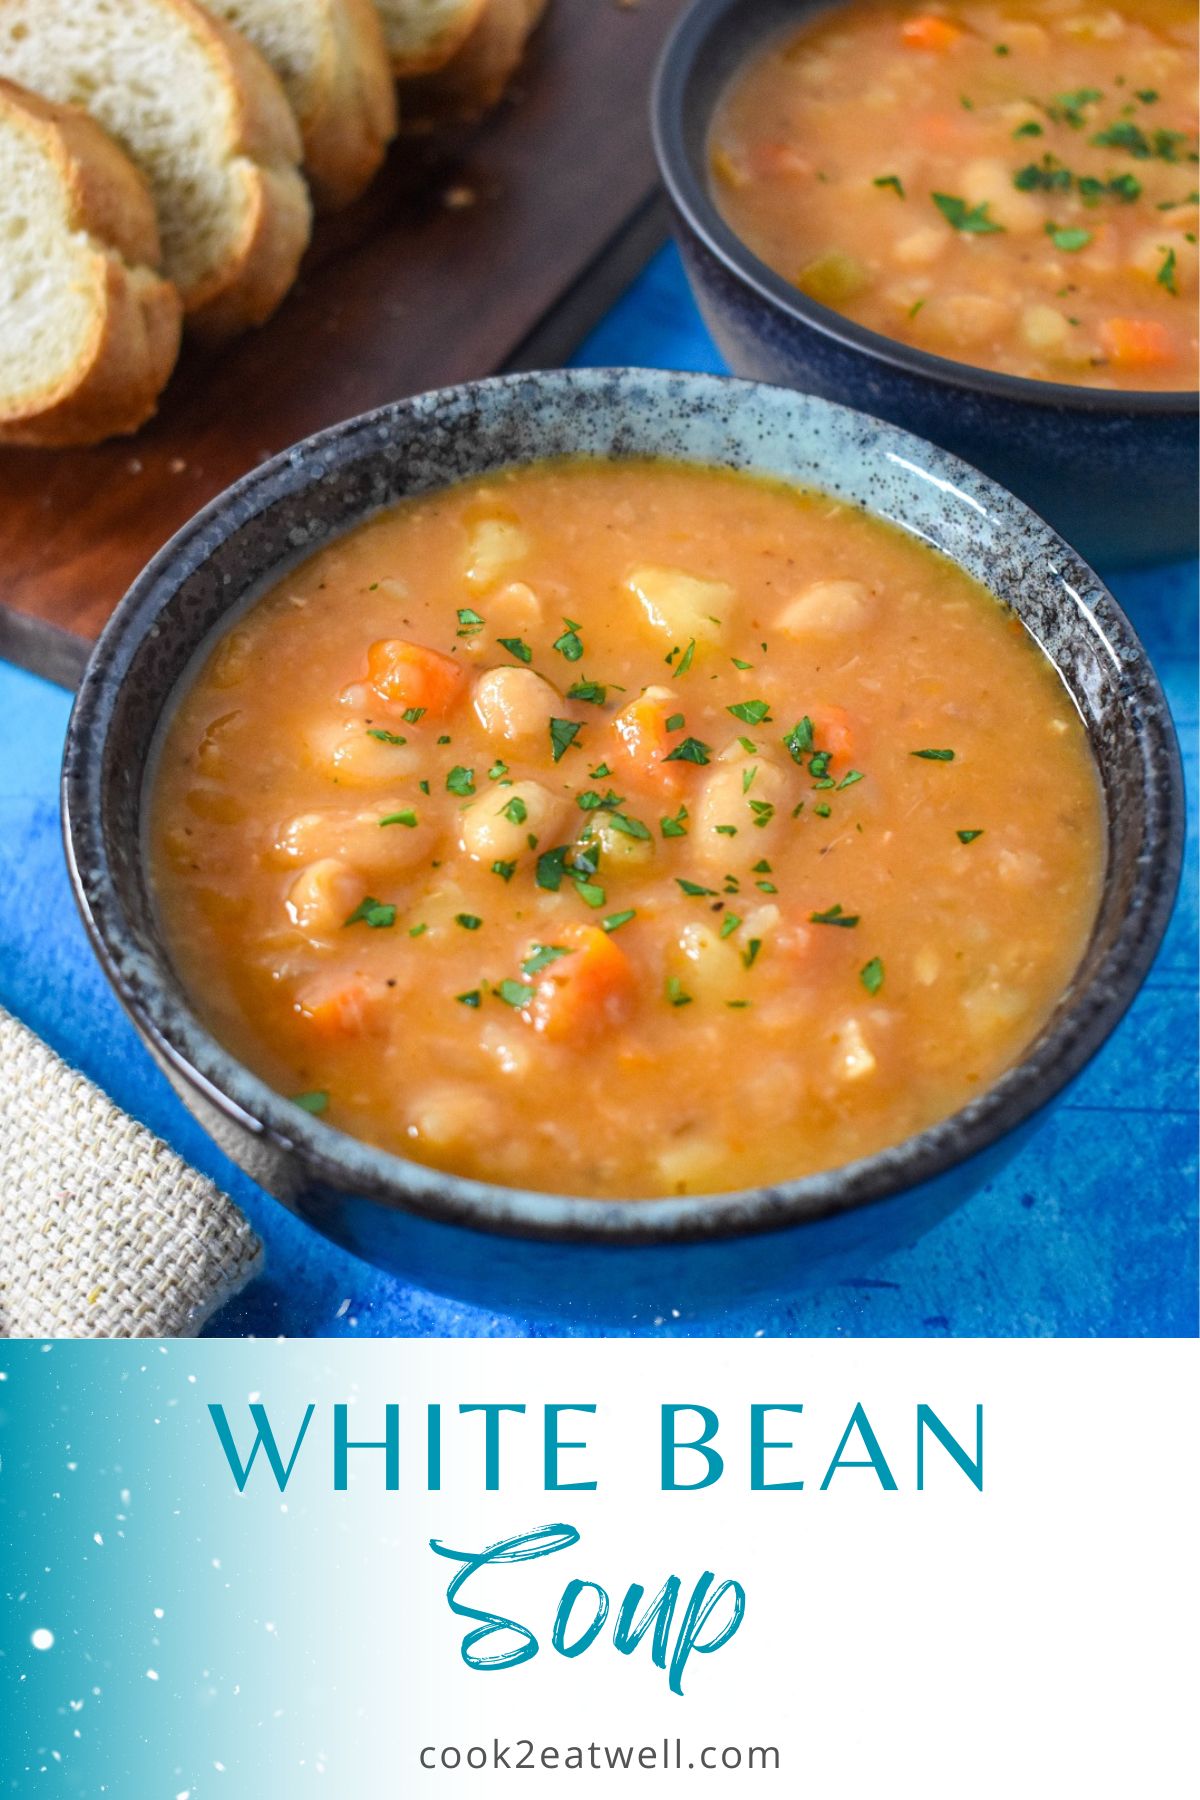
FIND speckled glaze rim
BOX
[63,368,1183,1247]
[652,0,1200,418]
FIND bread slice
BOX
[0,78,182,448]
[207,0,397,210]
[400,0,546,127]
[375,0,487,77]
[0,0,312,340]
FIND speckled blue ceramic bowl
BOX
[62,369,1182,1321]
[652,0,1199,571]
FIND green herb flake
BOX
[607,811,652,840]
[455,913,483,931]
[732,657,754,670]
[719,914,741,940]
[568,679,607,705]
[677,878,717,898]
[500,795,528,826]
[666,976,693,1008]
[1136,89,1159,105]
[663,736,712,765]
[1014,120,1044,139]
[549,717,583,763]
[912,747,956,761]
[602,909,636,933]
[293,1090,329,1115]
[748,799,775,828]
[1157,246,1179,293]
[837,769,865,791]
[491,859,517,882]
[498,636,533,664]
[497,978,535,1009]
[344,895,396,929]
[536,847,568,892]
[456,607,485,637]
[665,712,686,732]
[437,734,452,746]
[933,191,1005,234]
[860,956,885,995]
[553,618,584,662]
[366,728,406,746]
[660,808,689,838]
[810,903,859,928]
[575,881,607,909]
[488,759,509,781]
[409,922,427,937]
[783,717,815,762]
[957,828,985,844]
[446,765,475,796]
[728,699,772,725]
[742,938,762,969]
[589,761,612,779]
[874,174,905,197]
[814,802,832,818]
[379,808,418,828]
[402,706,426,724]
[714,825,738,837]
[456,989,482,1008]
[1046,222,1092,251]
[676,639,697,677]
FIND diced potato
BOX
[627,567,732,647]
[656,1136,727,1194]
[920,293,1011,348]
[1129,232,1195,289]
[673,920,742,1004]
[305,718,419,788]
[487,581,543,636]
[775,578,874,639]
[796,249,870,304]
[1021,303,1071,355]
[961,980,1029,1036]
[832,1017,876,1082]
[894,226,948,269]
[960,158,1042,234]
[694,750,790,866]
[473,665,561,747]
[465,518,530,593]
[1061,11,1125,42]
[407,1085,501,1156]
[272,804,434,874]
[285,858,364,941]
[459,780,568,863]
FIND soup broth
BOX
[711,1,1198,389]
[150,459,1105,1199]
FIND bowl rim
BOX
[651,0,1200,417]
[62,366,1185,1247]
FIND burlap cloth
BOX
[0,1006,262,1338]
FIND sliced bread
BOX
[375,0,487,77]
[206,0,397,209]
[0,0,312,340]
[0,78,182,447]
[400,0,546,127]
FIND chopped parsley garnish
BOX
[912,747,956,761]
[344,896,396,929]
[737,737,757,756]
[379,808,418,828]
[497,978,534,1008]
[732,657,754,670]
[1104,173,1143,203]
[1136,89,1159,106]
[719,914,741,940]
[549,717,582,762]
[293,1090,329,1115]
[1014,157,1072,193]
[455,913,483,931]
[1013,120,1043,139]
[756,879,778,894]
[715,824,737,837]
[837,769,864,790]
[752,859,771,873]
[957,828,985,844]
[742,767,757,794]
[501,795,528,825]
[810,904,859,928]
[728,699,772,725]
[575,881,606,909]
[1092,121,1195,164]
[418,779,430,795]
[809,750,833,782]
[606,811,651,840]
[488,759,509,780]
[677,878,716,897]
[437,734,452,746]
[522,943,571,977]
[602,909,636,933]
[748,800,775,828]
[456,607,485,638]
[402,706,426,724]
[660,807,689,838]
[446,765,475,796]
[742,938,762,969]
[1158,246,1179,293]
[676,639,697,676]
[860,956,884,996]
[536,847,568,890]
[1046,223,1092,252]
[456,989,482,1008]
[874,174,905,197]
[1048,86,1102,128]
[666,976,693,1008]
[568,679,607,704]
[663,736,712,765]
[589,761,612,778]
[409,923,427,937]
[367,728,406,745]
[577,788,622,812]
[783,717,814,762]
[933,192,1005,234]
[553,618,584,661]
[666,712,685,732]
[491,859,517,882]
[498,636,533,664]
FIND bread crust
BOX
[303,0,399,210]
[400,0,546,127]
[0,79,182,448]
[383,0,489,78]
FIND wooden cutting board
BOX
[0,0,685,686]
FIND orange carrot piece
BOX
[366,639,465,718]
[294,974,377,1037]
[530,925,635,1041]
[808,703,856,762]
[900,15,963,52]
[611,688,686,789]
[1098,317,1175,370]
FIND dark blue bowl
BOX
[62,369,1183,1324]
[652,0,1199,571]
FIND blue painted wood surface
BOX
[1,244,1194,1337]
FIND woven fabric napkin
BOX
[0,1006,262,1338]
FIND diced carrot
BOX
[366,639,466,718]
[1098,317,1175,370]
[900,15,963,52]
[294,974,378,1037]
[530,924,635,1041]
[808,703,856,762]
[611,687,687,789]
